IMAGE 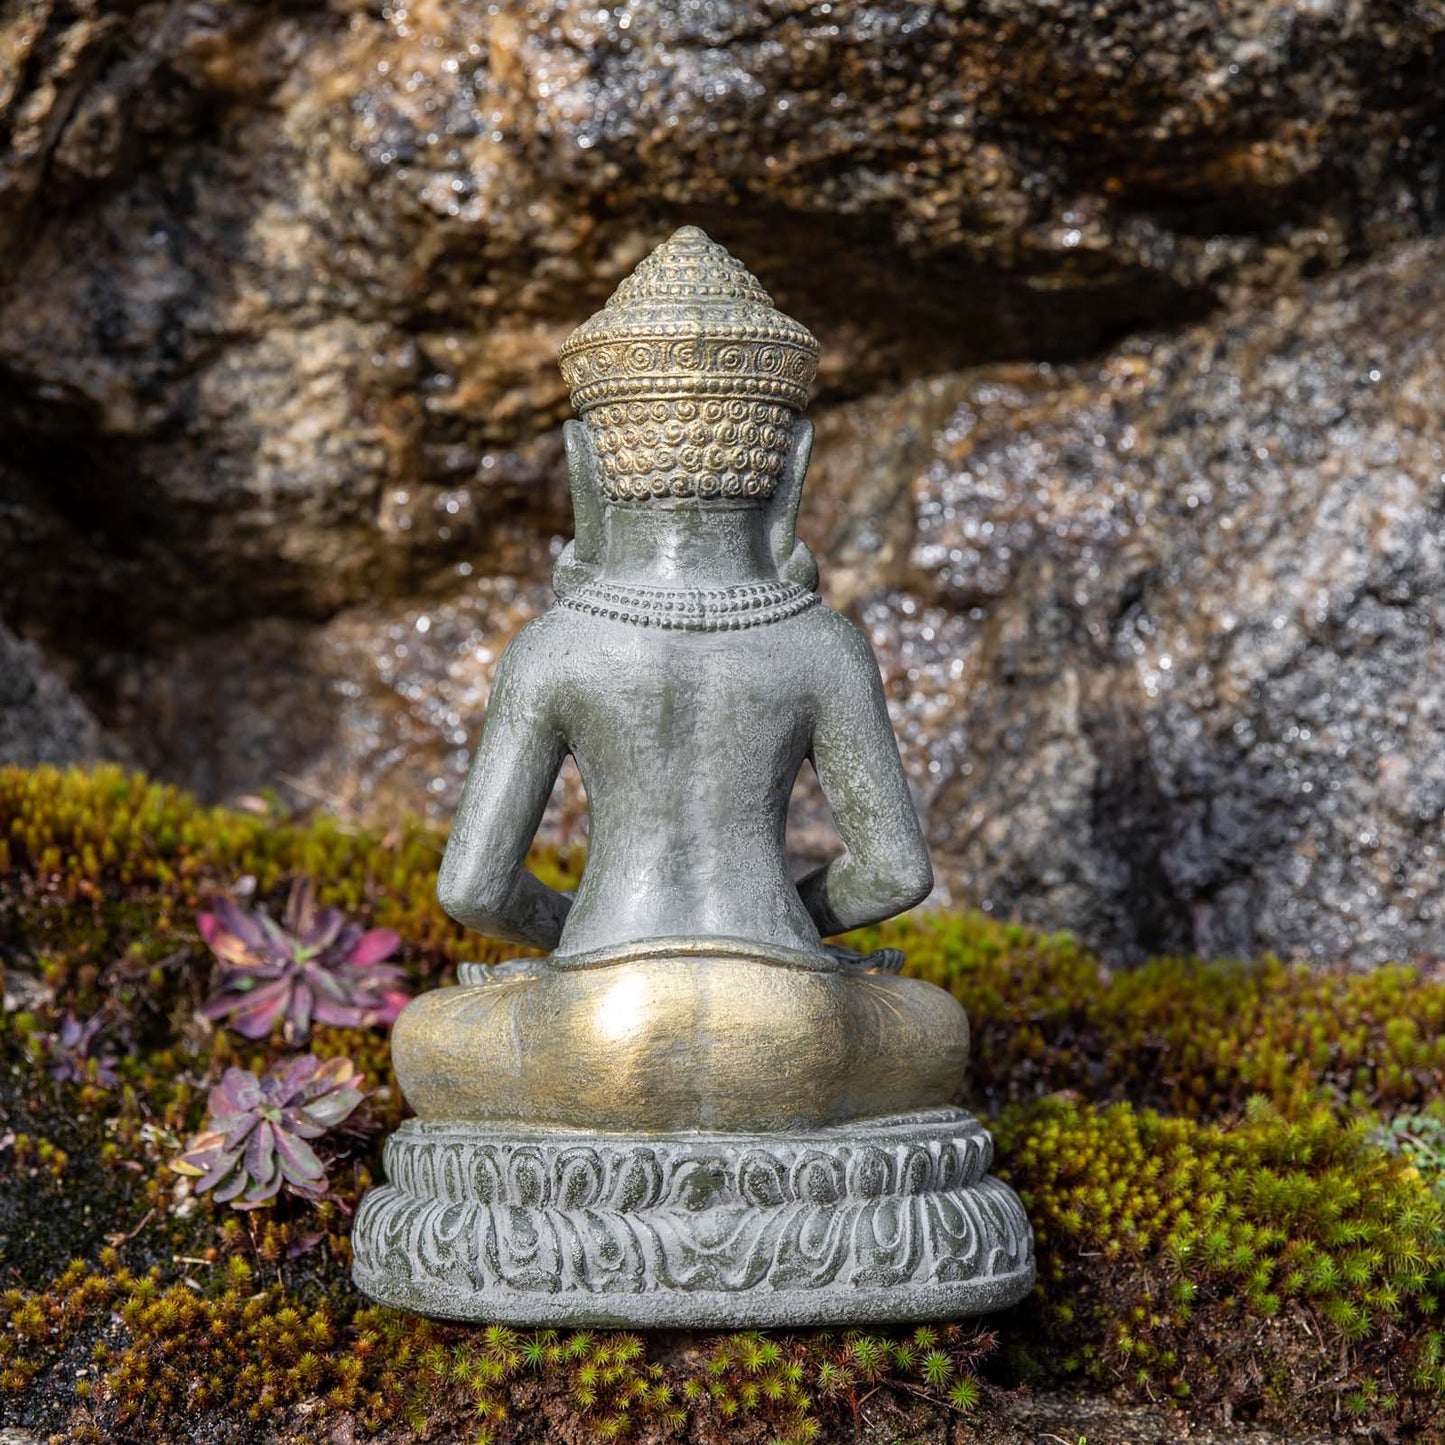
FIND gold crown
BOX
[558,227,820,502]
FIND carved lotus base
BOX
[350,1108,1034,1327]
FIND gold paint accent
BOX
[391,948,970,1134]
[557,227,820,501]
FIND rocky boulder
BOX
[3,0,1443,643]
[0,620,111,768]
[2,0,1443,965]
[887,239,1445,966]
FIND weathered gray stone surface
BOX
[352,1108,1033,1327]
[3,0,1442,638]
[2,0,1443,967]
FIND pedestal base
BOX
[351,1108,1034,1327]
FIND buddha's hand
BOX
[822,943,906,976]
[457,958,545,987]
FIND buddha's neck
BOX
[598,502,776,589]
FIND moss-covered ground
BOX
[0,766,1442,1442]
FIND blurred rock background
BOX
[2,0,1443,966]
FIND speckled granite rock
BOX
[3,1,1444,966]
[891,238,1445,967]
[3,0,1444,642]
[0,621,112,768]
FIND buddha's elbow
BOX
[436,866,504,935]
[893,855,934,913]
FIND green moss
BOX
[995,1096,1444,1416]
[1,766,1443,1440]
[848,911,1445,1119]
[3,1249,995,1444]
[0,763,583,983]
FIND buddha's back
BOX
[543,601,830,958]
[430,222,934,964]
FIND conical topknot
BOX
[605,226,777,311]
[557,228,820,503]
[558,227,819,415]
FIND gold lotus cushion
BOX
[391,950,970,1133]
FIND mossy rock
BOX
[0,766,1442,1443]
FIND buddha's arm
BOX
[436,632,573,950]
[795,623,934,936]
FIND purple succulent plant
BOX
[171,1055,367,1208]
[197,879,409,1044]
[46,1012,120,1088]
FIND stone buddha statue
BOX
[353,228,1033,1327]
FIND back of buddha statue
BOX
[539,599,833,958]
[360,227,1033,1335]
[436,227,931,963]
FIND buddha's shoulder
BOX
[787,601,877,661]
[489,608,571,675]
[494,601,646,663]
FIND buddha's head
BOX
[558,227,820,508]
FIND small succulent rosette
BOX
[173,1055,367,1208]
[198,880,409,1043]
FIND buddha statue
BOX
[352,228,1033,1326]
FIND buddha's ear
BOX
[767,418,819,591]
[552,419,604,594]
